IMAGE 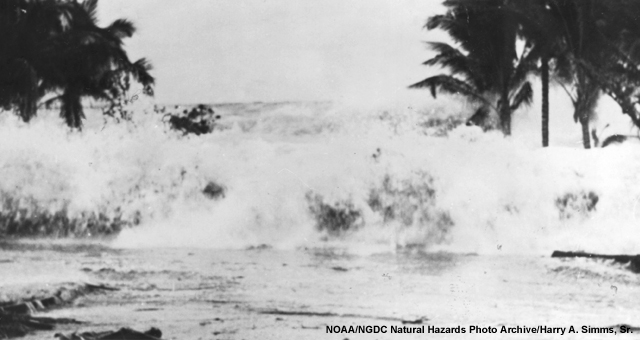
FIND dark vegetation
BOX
[0,0,154,129]
[412,0,640,148]
[157,104,221,136]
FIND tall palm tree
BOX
[577,0,640,133]
[410,0,534,135]
[515,0,640,148]
[543,0,603,148]
[0,0,154,128]
[542,0,640,148]
[509,0,570,147]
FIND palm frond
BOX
[38,94,63,109]
[510,54,538,88]
[82,0,99,22]
[423,42,471,75]
[107,19,135,39]
[425,14,448,30]
[509,81,533,111]
[1,58,39,121]
[130,58,155,95]
[409,74,489,106]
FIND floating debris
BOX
[0,312,80,339]
[551,251,640,273]
[55,327,162,340]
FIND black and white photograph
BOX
[1,0,640,339]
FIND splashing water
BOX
[1,96,639,255]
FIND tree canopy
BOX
[410,0,535,135]
[0,0,154,128]
[413,0,640,148]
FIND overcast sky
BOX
[99,0,445,104]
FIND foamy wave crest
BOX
[1,98,640,255]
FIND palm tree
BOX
[542,0,640,148]
[511,0,640,149]
[576,0,640,133]
[541,0,604,148]
[410,0,534,135]
[0,0,154,128]
[509,0,570,147]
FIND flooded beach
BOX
[2,241,639,339]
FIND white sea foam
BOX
[1,93,639,255]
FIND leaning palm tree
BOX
[410,42,534,134]
[1,0,154,128]
[410,0,534,135]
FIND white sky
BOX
[99,0,446,104]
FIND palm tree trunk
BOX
[499,86,511,136]
[575,99,592,149]
[501,105,511,135]
[580,117,590,149]
[541,57,550,147]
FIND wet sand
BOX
[2,242,639,339]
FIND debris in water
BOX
[551,251,640,273]
[0,312,80,339]
[55,327,162,340]
[0,283,117,338]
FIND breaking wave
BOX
[1,95,640,255]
